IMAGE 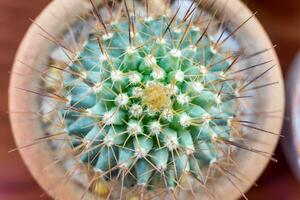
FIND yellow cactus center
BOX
[142,83,172,112]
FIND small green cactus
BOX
[37,0,277,199]
[63,13,235,189]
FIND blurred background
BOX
[1,0,300,199]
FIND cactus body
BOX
[59,14,237,191]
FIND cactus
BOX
[59,8,239,196]
[13,0,281,199]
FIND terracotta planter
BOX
[9,0,284,199]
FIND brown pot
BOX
[9,0,285,199]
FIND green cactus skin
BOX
[60,14,236,190]
[38,1,276,199]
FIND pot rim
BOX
[9,0,285,199]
